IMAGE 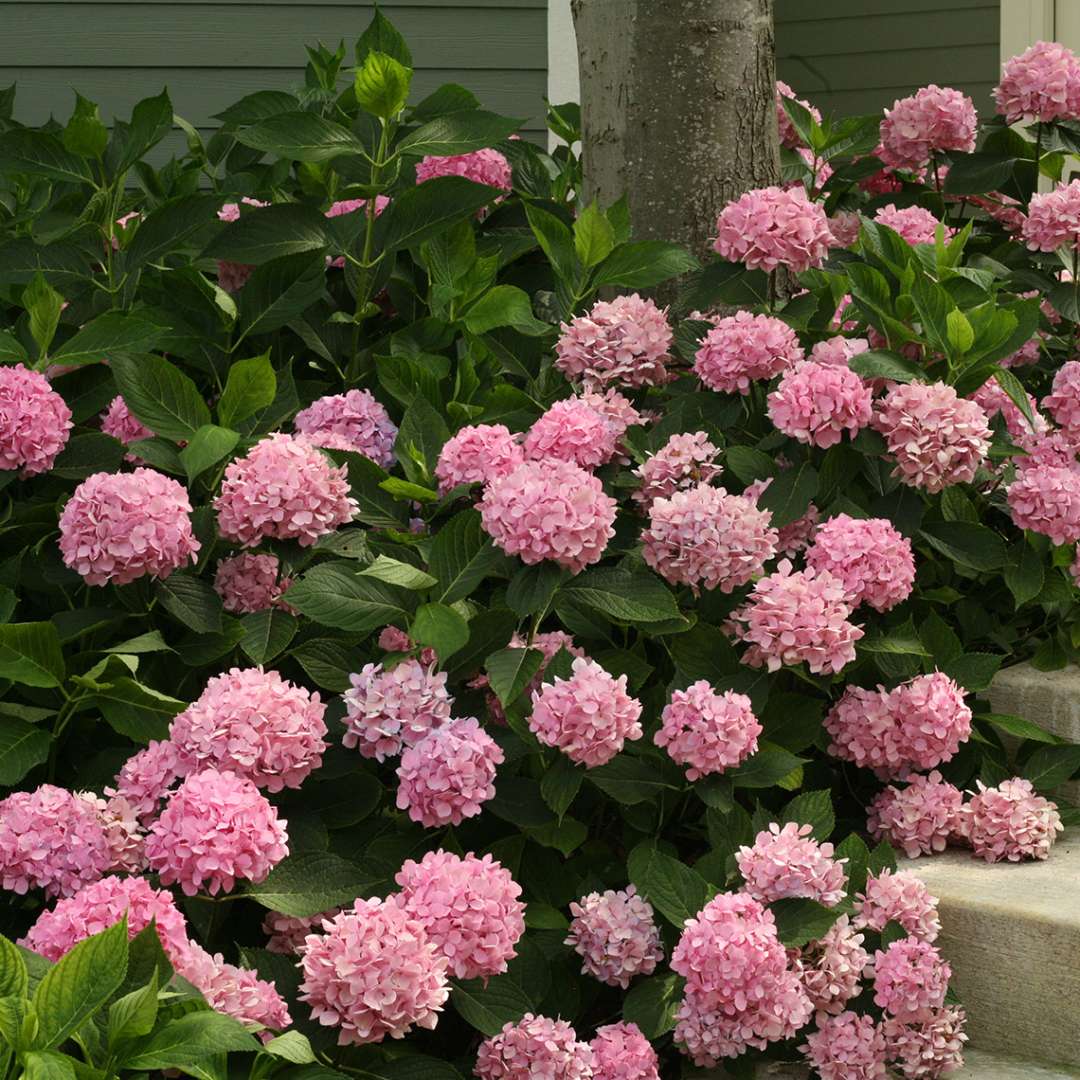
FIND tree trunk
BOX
[571,0,779,264]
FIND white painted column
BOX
[547,0,580,151]
[999,0,1054,63]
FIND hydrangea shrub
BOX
[0,12,1079,1080]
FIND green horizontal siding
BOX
[0,2,548,144]
[776,0,1001,121]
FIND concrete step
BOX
[711,1049,1080,1078]
[988,661,1080,803]
[902,839,1080,1070]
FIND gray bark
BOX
[571,0,779,263]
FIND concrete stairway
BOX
[724,1053,1080,1078]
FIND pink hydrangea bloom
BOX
[214,553,294,614]
[214,433,357,547]
[0,784,111,897]
[879,86,977,171]
[169,667,327,792]
[475,1014,594,1080]
[872,382,991,493]
[868,772,964,858]
[396,716,503,827]
[633,431,721,507]
[1023,179,1080,251]
[565,885,664,988]
[776,80,821,147]
[416,147,512,191]
[737,821,847,907]
[873,939,951,1022]
[478,459,616,573]
[523,398,619,469]
[693,310,804,395]
[655,681,761,779]
[294,389,397,468]
[810,335,869,369]
[76,792,145,874]
[727,559,863,675]
[854,869,942,944]
[529,657,643,767]
[301,897,449,1044]
[110,739,188,824]
[21,874,190,962]
[971,378,1047,446]
[824,684,901,775]
[219,197,267,223]
[671,892,812,1063]
[789,915,868,1017]
[343,659,452,761]
[59,468,200,586]
[873,204,952,245]
[1006,461,1080,544]
[1000,335,1043,368]
[883,1006,968,1079]
[768,360,873,448]
[1042,360,1080,435]
[555,294,673,389]
[801,1011,888,1080]
[578,388,643,438]
[590,1023,659,1080]
[145,768,288,895]
[0,363,72,476]
[714,185,833,272]
[995,40,1080,122]
[829,211,863,248]
[101,394,152,458]
[262,909,340,955]
[806,514,915,612]
[175,942,291,1032]
[892,672,972,773]
[1021,428,1080,469]
[396,850,525,980]
[435,423,524,495]
[963,777,1063,862]
[641,483,778,593]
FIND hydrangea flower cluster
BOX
[963,777,1063,862]
[971,378,1047,445]
[395,717,504,827]
[59,468,201,585]
[475,1014,594,1080]
[789,916,869,1017]
[435,423,523,494]
[396,850,525,980]
[632,431,721,506]
[416,147,512,191]
[713,185,833,272]
[0,784,112,897]
[641,483,778,593]
[806,514,915,612]
[262,909,340,955]
[293,389,398,467]
[693,310,804,394]
[145,768,288,895]
[727,560,863,675]
[872,939,951,1022]
[21,874,190,962]
[478,459,616,573]
[767,360,873,448]
[215,433,358,546]
[872,204,951,245]
[523,398,619,469]
[883,1007,969,1079]
[868,772,965,858]
[995,40,1080,122]
[175,942,291,1032]
[802,1011,887,1080]
[169,667,327,791]
[213,553,295,614]
[1006,459,1080,544]
[110,739,188,824]
[872,382,991,493]
[301,897,449,1045]
[1042,359,1080,435]
[342,659,452,760]
[854,869,942,943]
[589,1023,660,1080]
[564,885,664,988]
[529,657,642,767]
[878,85,977,170]
[671,891,812,1063]
[1022,179,1080,252]
[101,394,153,457]
[555,293,673,389]
[0,363,72,475]
[737,822,847,907]
[654,681,761,779]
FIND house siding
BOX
[775,0,1001,121]
[0,1,548,150]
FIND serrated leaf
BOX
[111,353,210,441]
[429,510,505,605]
[359,555,437,590]
[451,975,533,1035]
[410,602,468,660]
[0,716,51,784]
[217,352,276,429]
[242,852,378,917]
[284,563,413,634]
[0,622,65,687]
[485,647,543,707]
[627,841,712,927]
[1022,744,1080,790]
[770,898,842,947]
[781,789,834,842]
[154,574,223,634]
[588,756,678,805]
[240,609,297,665]
[179,424,239,482]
